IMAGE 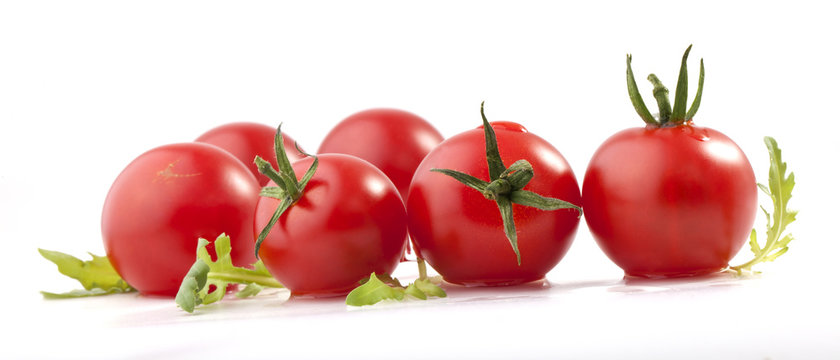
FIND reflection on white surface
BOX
[18,261,838,360]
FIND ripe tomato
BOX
[582,46,758,278]
[254,154,407,296]
[196,122,304,185]
[407,120,581,286]
[583,125,756,277]
[318,108,444,199]
[102,143,260,296]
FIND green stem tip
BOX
[626,45,705,126]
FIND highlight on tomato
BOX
[582,45,796,278]
[406,102,582,286]
[101,142,260,296]
[196,122,304,185]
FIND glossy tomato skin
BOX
[582,124,757,278]
[102,143,260,296]
[255,154,406,296]
[318,109,444,199]
[196,122,304,185]
[407,122,581,286]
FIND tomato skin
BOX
[102,143,260,296]
[407,123,581,286]
[318,109,444,199]
[582,124,757,278]
[196,122,304,185]
[255,154,406,296]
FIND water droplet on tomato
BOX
[680,123,710,141]
[476,121,528,133]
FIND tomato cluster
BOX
[96,46,778,303]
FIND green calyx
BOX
[253,124,317,259]
[431,102,582,265]
[627,45,705,126]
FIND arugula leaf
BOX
[39,249,134,298]
[41,288,131,299]
[346,273,405,306]
[411,278,447,299]
[236,283,264,298]
[730,137,797,273]
[175,234,283,313]
[346,273,446,306]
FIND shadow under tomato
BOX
[607,270,759,294]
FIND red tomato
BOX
[255,154,407,296]
[196,122,304,185]
[102,143,260,296]
[582,124,757,278]
[318,109,444,199]
[407,122,581,286]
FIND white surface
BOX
[1,1,838,359]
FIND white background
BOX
[1,1,838,359]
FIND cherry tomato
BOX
[196,122,304,185]
[582,124,756,277]
[254,154,407,296]
[318,109,444,199]
[407,121,581,286]
[582,46,758,278]
[102,143,260,296]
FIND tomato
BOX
[102,143,260,296]
[582,46,758,278]
[254,154,407,296]
[196,122,304,185]
[582,125,756,277]
[406,119,581,286]
[318,108,444,199]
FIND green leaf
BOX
[765,247,789,262]
[404,283,427,300]
[41,287,132,299]
[685,58,705,120]
[236,283,264,298]
[496,196,521,266]
[412,278,446,299]
[670,45,692,122]
[757,183,771,197]
[626,54,657,125]
[254,196,293,258]
[272,123,300,194]
[297,154,319,190]
[730,137,797,272]
[510,189,582,215]
[431,168,489,192]
[259,186,286,199]
[748,229,760,257]
[254,156,287,190]
[346,273,405,306]
[39,249,134,297]
[175,234,283,313]
[175,259,209,313]
[480,101,506,179]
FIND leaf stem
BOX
[417,258,428,280]
[207,271,284,289]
